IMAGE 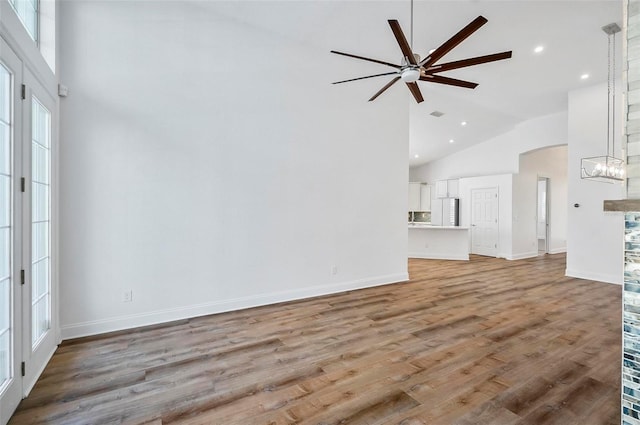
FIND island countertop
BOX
[408,224,468,230]
[408,225,469,261]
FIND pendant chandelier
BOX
[580,22,625,183]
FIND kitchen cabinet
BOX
[435,181,447,198]
[436,179,459,198]
[408,182,421,211]
[408,182,431,211]
[420,184,431,211]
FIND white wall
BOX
[512,146,568,258]
[412,80,623,282]
[57,1,409,338]
[409,111,567,183]
[410,110,568,261]
[566,82,624,284]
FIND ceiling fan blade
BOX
[419,74,478,89]
[425,51,512,73]
[332,72,399,85]
[406,82,424,103]
[331,50,402,69]
[388,20,417,65]
[369,76,401,101]
[420,16,488,68]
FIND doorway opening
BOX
[537,177,549,255]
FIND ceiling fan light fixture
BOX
[401,68,421,83]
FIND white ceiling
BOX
[208,0,622,167]
[401,1,623,166]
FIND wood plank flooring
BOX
[9,254,621,424]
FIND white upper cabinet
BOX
[408,182,421,211]
[420,184,431,211]
[447,179,459,198]
[435,180,448,198]
[436,179,459,198]
[409,182,431,211]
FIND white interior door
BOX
[21,69,57,395]
[0,36,23,425]
[471,187,498,257]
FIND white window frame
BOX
[8,0,39,44]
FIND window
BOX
[9,0,38,43]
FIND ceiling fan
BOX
[331,14,512,103]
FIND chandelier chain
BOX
[607,31,611,157]
[612,30,616,158]
[606,30,617,158]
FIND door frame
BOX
[0,36,59,424]
[21,67,58,396]
[0,35,24,425]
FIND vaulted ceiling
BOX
[209,1,622,167]
[403,1,622,166]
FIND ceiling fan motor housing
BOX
[401,68,421,83]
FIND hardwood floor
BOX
[9,254,621,424]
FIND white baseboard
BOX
[565,268,622,285]
[506,251,539,261]
[549,247,567,254]
[60,272,409,340]
[408,252,469,261]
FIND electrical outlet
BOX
[331,266,338,275]
[123,290,133,303]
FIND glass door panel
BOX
[0,61,11,393]
[21,68,57,396]
[30,97,50,347]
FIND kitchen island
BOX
[408,224,469,261]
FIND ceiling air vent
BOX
[430,111,445,117]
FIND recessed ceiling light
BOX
[534,45,544,53]
[461,121,467,126]
[581,73,590,80]
[449,139,455,144]
[414,154,419,158]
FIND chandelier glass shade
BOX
[581,155,625,181]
